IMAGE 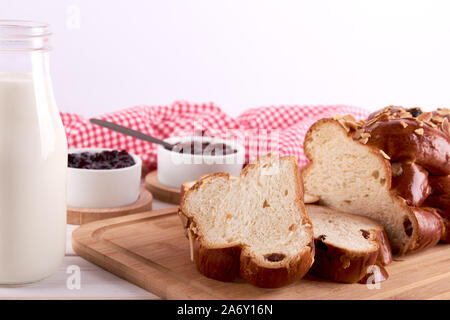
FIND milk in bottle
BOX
[0,21,67,284]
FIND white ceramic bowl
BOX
[157,136,245,188]
[67,148,142,208]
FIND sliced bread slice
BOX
[306,205,392,283]
[303,119,444,255]
[179,154,315,288]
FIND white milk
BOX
[0,72,67,284]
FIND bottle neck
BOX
[0,20,50,51]
[0,20,51,75]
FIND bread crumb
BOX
[379,150,391,160]
[289,224,295,231]
[226,213,232,220]
[188,229,194,262]
[414,128,424,135]
[339,256,351,269]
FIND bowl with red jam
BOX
[157,137,245,188]
[67,148,142,208]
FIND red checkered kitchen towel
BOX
[60,101,370,170]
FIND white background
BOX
[2,0,450,117]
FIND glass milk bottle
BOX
[0,20,67,284]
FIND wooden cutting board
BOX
[72,207,450,300]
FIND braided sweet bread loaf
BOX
[364,106,449,243]
[303,106,449,254]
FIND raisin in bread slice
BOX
[306,205,392,283]
[179,154,315,288]
[303,118,444,255]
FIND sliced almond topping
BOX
[432,115,445,123]
[337,119,350,132]
[365,118,378,127]
[360,132,371,139]
[345,120,360,130]
[380,150,391,160]
[332,114,343,120]
[442,118,450,135]
[369,122,380,130]
[417,112,432,122]
[400,121,408,128]
[437,108,450,117]
[427,121,438,128]
[399,112,413,119]
[359,137,369,144]
[414,128,424,135]
[343,114,356,122]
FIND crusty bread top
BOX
[180,154,314,268]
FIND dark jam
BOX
[166,141,238,156]
[68,150,135,170]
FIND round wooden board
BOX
[144,170,181,204]
[67,187,153,225]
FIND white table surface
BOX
[0,199,173,300]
